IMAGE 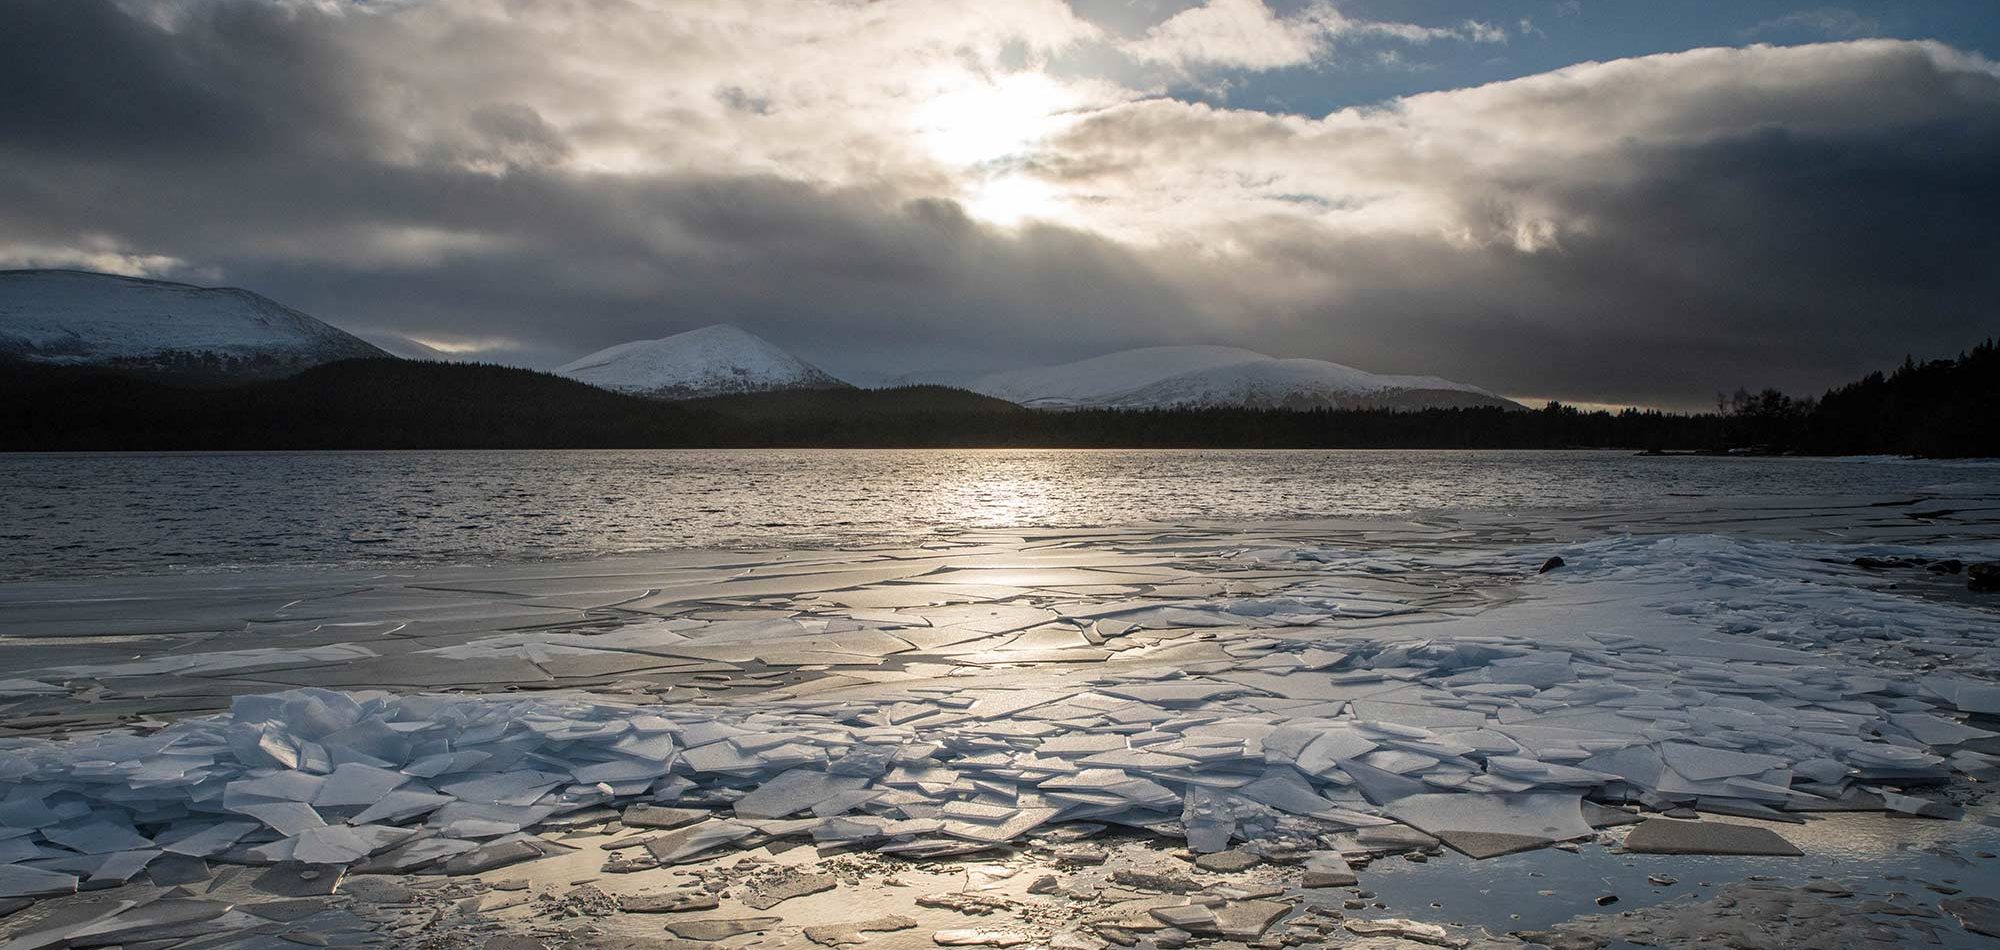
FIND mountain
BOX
[969,345,1268,407]
[355,330,456,361]
[0,270,387,377]
[968,345,1520,410]
[556,324,850,399]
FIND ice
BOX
[0,519,1998,920]
[0,864,77,898]
[644,820,756,863]
[734,769,870,819]
[1387,792,1592,858]
[312,763,410,807]
[348,789,454,825]
[1622,817,1803,856]
[41,818,152,855]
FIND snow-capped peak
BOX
[556,324,849,399]
[968,345,1519,411]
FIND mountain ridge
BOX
[0,269,387,376]
[967,344,1519,411]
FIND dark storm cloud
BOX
[2,0,1998,406]
[1223,114,2000,406]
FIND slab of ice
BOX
[734,770,870,819]
[1388,792,1591,858]
[0,864,77,898]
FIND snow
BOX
[556,324,850,399]
[0,270,386,371]
[967,345,1517,410]
[969,346,1271,406]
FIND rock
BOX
[1053,846,1108,867]
[1111,869,1196,893]
[622,805,712,830]
[1538,557,1565,574]
[1853,556,1908,570]
[1193,850,1259,873]
[1622,818,1802,856]
[1646,874,1677,887]
[1929,559,1965,575]
[621,891,720,913]
[933,930,1032,947]
[482,937,546,950]
[663,917,784,940]
[1027,875,1060,895]
[1594,894,1618,906]
[1970,561,2000,591]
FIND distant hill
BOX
[967,344,1518,411]
[0,270,386,378]
[3,321,1991,455]
[0,358,1713,451]
[557,324,850,399]
[354,330,458,362]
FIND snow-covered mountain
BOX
[0,270,387,375]
[355,330,456,362]
[968,345,1520,411]
[556,324,850,399]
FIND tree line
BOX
[2,338,1993,455]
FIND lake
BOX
[3,448,1995,579]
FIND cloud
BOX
[2,2,1998,407]
[1123,0,1328,71]
[1119,0,1498,72]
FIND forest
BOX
[3,339,1993,455]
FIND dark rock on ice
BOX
[1970,561,2000,591]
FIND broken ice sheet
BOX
[1387,792,1593,859]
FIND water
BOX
[2,449,1993,580]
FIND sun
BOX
[911,72,1075,168]
[962,174,1066,227]
[910,71,1078,226]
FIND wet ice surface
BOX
[3,487,2000,948]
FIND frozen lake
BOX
[3,448,1997,578]
[4,456,2000,947]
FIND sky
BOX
[2,1,1998,409]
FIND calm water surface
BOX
[2,449,1994,579]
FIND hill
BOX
[0,270,386,379]
[556,325,849,398]
[967,345,1518,411]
